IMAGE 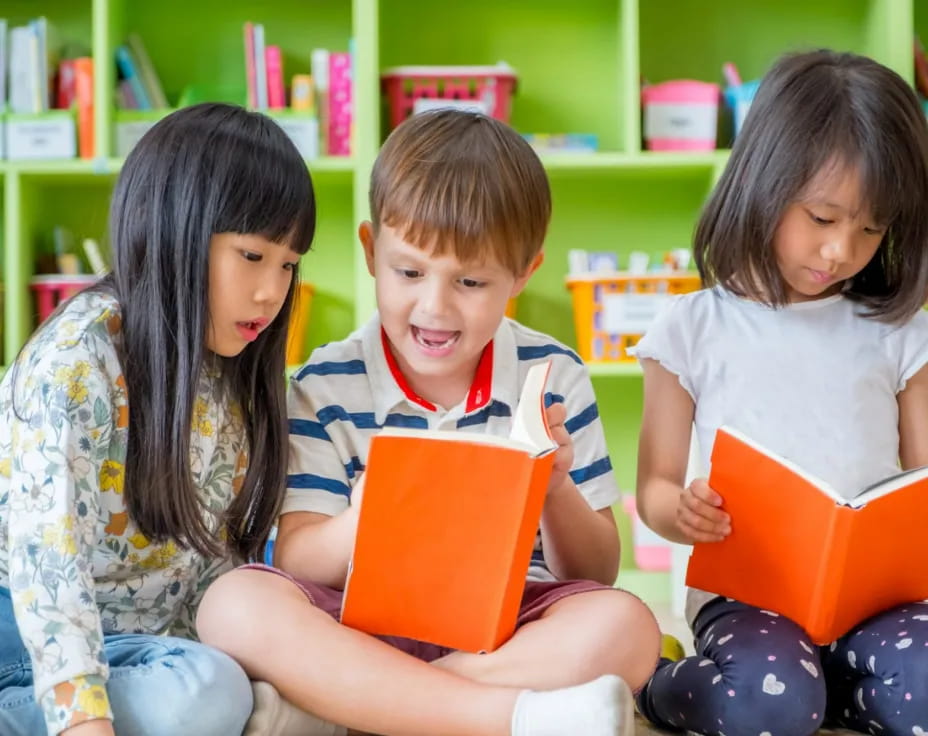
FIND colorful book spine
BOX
[115,45,150,110]
[56,59,76,110]
[311,48,329,153]
[327,51,352,156]
[127,33,168,108]
[243,22,257,109]
[73,56,94,158]
[265,45,285,109]
[290,74,314,113]
[253,23,267,110]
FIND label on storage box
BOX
[644,103,716,142]
[7,116,76,160]
[602,293,673,334]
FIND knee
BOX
[112,641,253,736]
[196,568,286,652]
[721,674,826,736]
[597,590,662,691]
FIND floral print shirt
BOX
[0,291,247,734]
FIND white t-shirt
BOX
[635,286,928,624]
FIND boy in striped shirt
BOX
[198,109,660,736]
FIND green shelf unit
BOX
[378,0,627,153]
[7,171,115,358]
[2,0,924,597]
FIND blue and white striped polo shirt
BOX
[284,313,619,579]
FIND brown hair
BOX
[369,109,551,275]
[696,49,928,323]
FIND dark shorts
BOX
[241,563,613,662]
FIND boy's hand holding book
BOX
[544,402,574,499]
[676,478,730,544]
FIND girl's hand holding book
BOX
[677,478,731,544]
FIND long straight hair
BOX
[696,50,928,323]
[102,103,315,561]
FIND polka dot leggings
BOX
[636,598,928,736]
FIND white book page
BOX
[852,465,928,508]
[719,425,928,510]
[509,361,557,456]
[377,360,556,457]
[377,426,539,455]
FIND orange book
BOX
[686,426,928,645]
[73,57,93,159]
[340,360,557,653]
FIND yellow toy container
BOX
[566,272,700,362]
[286,281,316,366]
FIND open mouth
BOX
[412,326,460,351]
[236,319,268,342]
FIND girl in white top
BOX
[634,50,928,736]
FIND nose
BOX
[254,267,292,309]
[419,277,451,317]
[821,234,853,267]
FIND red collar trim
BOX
[379,328,494,414]
[465,340,494,413]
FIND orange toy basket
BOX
[381,65,517,130]
[287,281,316,366]
[566,272,701,362]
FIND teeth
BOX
[415,330,456,349]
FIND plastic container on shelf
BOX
[641,80,720,151]
[381,64,517,130]
[30,274,101,323]
[565,271,701,362]
[724,79,760,138]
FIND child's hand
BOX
[545,402,574,495]
[676,478,731,543]
[349,473,366,513]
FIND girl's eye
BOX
[460,278,487,289]
[242,251,262,262]
[863,226,885,237]
[808,213,833,226]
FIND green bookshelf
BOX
[1,0,923,588]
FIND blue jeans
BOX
[0,587,253,735]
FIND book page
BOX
[509,361,557,456]
[852,464,928,508]
[377,426,540,454]
[717,426,845,504]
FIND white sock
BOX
[510,674,634,736]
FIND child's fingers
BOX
[544,401,567,428]
[689,477,724,508]
[678,483,731,542]
[678,505,729,543]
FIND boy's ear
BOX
[510,251,545,297]
[359,221,376,277]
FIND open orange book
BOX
[686,426,928,644]
[340,361,557,653]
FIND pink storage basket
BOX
[381,65,517,129]
[622,495,671,571]
[30,274,100,322]
[641,80,720,151]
